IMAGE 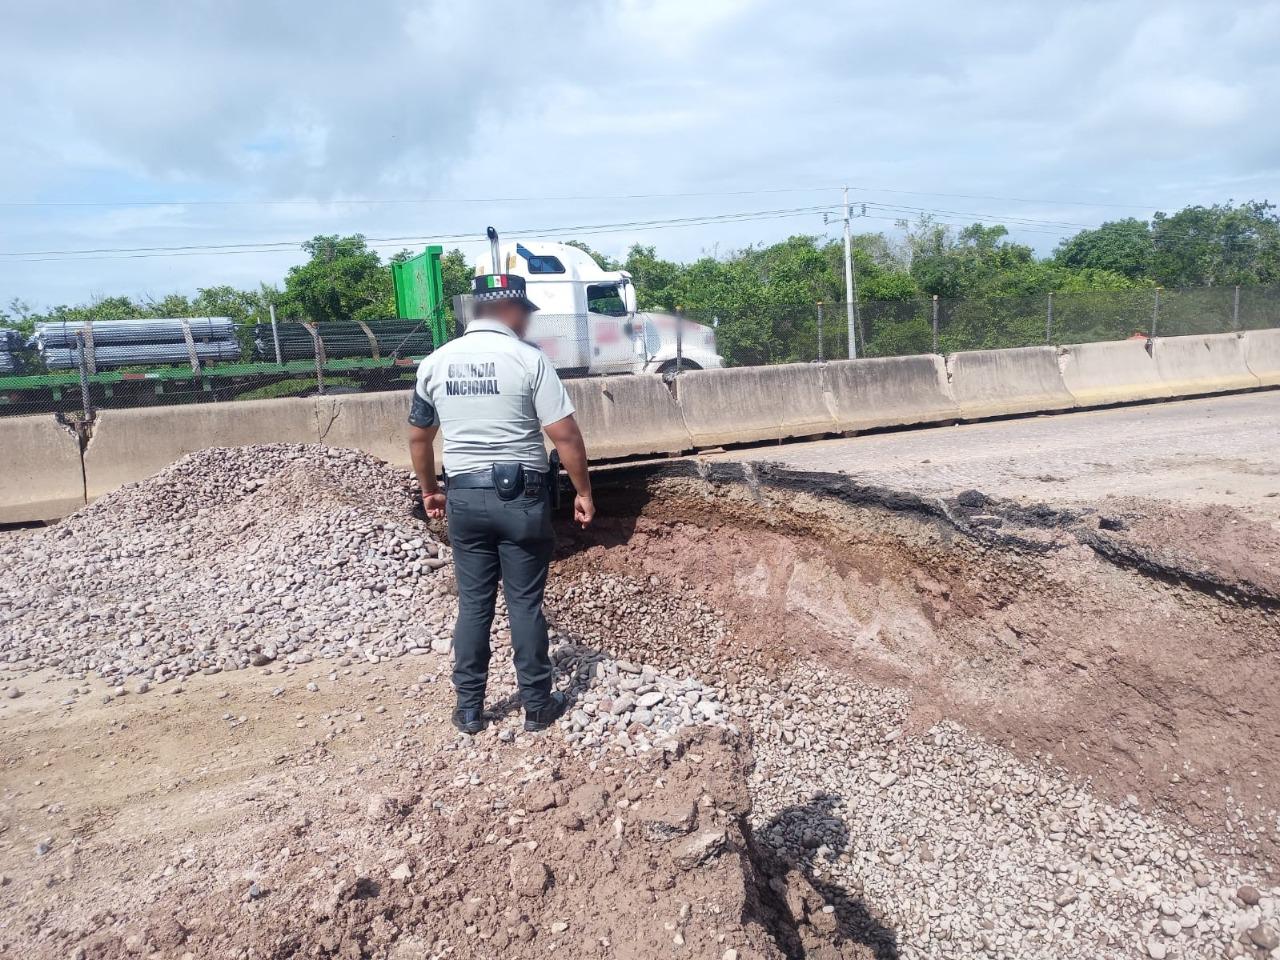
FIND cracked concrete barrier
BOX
[824,355,959,431]
[83,399,321,502]
[1151,332,1260,396]
[0,416,85,523]
[565,375,692,459]
[315,390,424,467]
[677,364,837,448]
[1243,329,1280,387]
[1058,338,1172,407]
[946,345,1076,420]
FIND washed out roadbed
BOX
[2,446,1279,959]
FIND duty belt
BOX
[446,469,549,492]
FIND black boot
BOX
[523,691,568,732]
[452,705,486,735]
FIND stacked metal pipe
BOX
[251,320,433,361]
[42,341,243,369]
[0,328,21,375]
[33,317,241,370]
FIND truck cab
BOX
[471,240,723,376]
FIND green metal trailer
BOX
[0,247,451,417]
[0,355,423,411]
[391,245,451,348]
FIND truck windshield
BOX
[524,255,564,274]
[586,283,626,316]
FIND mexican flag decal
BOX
[485,275,509,289]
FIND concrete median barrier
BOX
[83,399,321,502]
[1243,329,1280,387]
[823,355,959,431]
[316,390,417,466]
[0,416,85,523]
[1058,338,1171,407]
[317,380,693,466]
[946,346,1076,419]
[33,331,1279,519]
[1151,332,1260,396]
[565,375,692,459]
[677,364,837,447]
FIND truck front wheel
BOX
[655,359,702,374]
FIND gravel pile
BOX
[441,593,736,752]
[0,445,456,689]
[547,571,730,675]
[0,450,729,758]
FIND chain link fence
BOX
[698,282,1280,366]
[1,284,1277,419]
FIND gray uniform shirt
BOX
[409,318,574,475]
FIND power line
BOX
[5,194,1273,266]
[857,205,1084,238]
[2,206,840,263]
[0,197,1121,262]
[850,211,1070,239]
[862,201,1093,231]
[859,203,1280,252]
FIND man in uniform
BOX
[407,271,594,735]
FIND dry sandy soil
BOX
[1,656,844,960]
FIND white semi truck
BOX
[466,238,723,376]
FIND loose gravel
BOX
[0,446,457,687]
[549,572,1280,960]
[0,447,733,755]
[745,661,1280,960]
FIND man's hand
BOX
[574,492,595,528]
[408,423,442,519]
[545,415,594,529]
[423,490,446,519]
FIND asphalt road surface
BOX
[712,390,1280,526]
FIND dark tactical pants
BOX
[446,486,555,713]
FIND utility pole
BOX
[841,186,857,359]
[269,301,283,366]
[816,302,824,362]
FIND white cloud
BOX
[1,0,1278,307]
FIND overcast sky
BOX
[2,0,1277,309]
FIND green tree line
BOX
[5,200,1279,366]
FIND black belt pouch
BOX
[549,451,563,509]
[492,463,525,501]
